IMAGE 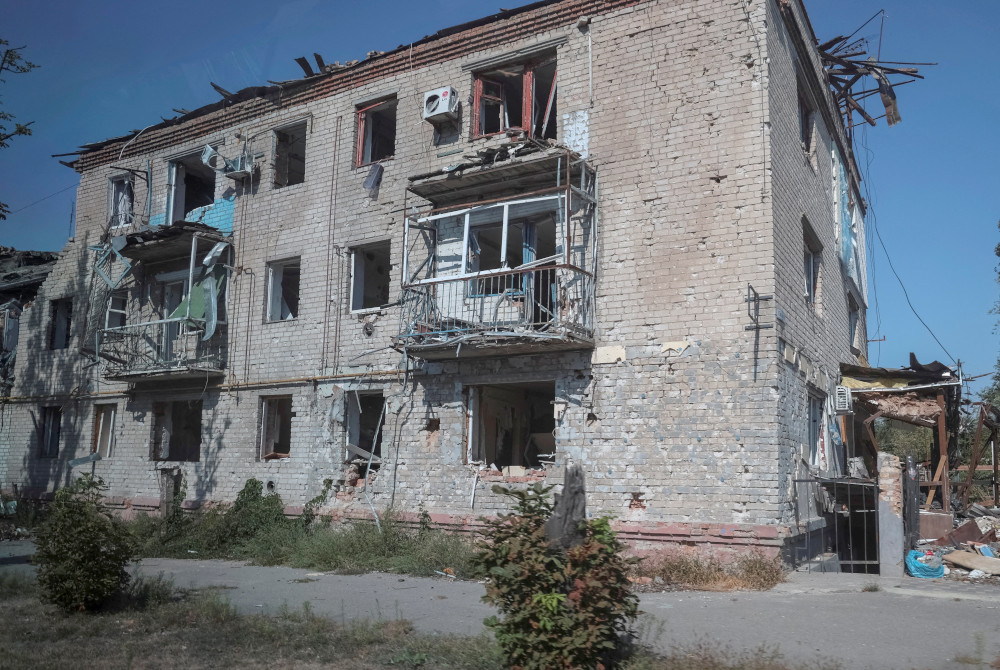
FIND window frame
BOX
[48,298,72,350]
[354,98,397,168]
[350,241,392,313]
[807,393,825,467]
[471,57,557,140]
[259,395,294,460]
[39,406,62,458]
[92,403,117,459]
[105,289,128,330]
[798,88,814,153]
[802,221,822,314]
[273,120,308,189]
[265,258,301,322]
[344,391,386,465]
[108,174,135,229]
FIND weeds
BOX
[130,479,480,579]
[640,550,785,591]
[861,582,881,593]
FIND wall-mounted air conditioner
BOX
[834,385,853,415]
[423,86,459,123]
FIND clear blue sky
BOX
[1,1,997,390]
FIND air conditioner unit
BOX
[834,386,853,415]
[423,86,459,123]
[224,153,255,181]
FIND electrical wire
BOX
[8,183,77,214]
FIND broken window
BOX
[151,400,202,462]
[798,88,814,152]
[109,175,134,228]
[93,403,117,458]
[274,122,307,188]
[803,222,821,312]
[472,58,557,139]
[38,406,62,458]
[808,393,825,467]
[464,199,558,296]
[167,153,216,224]
[1,304,20,353]
[260,396,293,459]
[266,259,300,322]
[351,242,391,311]
[355,98,396,167]
[345,393,385,468]
[467,381,555,469]
[848,296,861,350]
[105,290,127,329]
[48,298,72,350]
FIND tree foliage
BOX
[34,475,137,612]
[0,39,39,220]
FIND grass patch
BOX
[0,574,502,670]
[129,480,480,579]
[639,550,785,591]
[622,642,843,670]
[861,582,881,593]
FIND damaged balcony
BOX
[94,221,230,381]
[398,147,596,359]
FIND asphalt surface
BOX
[3,539,999,669]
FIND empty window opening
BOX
[168,153,216,224]
[346,393,385,472]
[48,298,72,350]
[39,406,62,458]
[106,290,127,329]
[351,242,391,311]
[267,259,301,321]
[151,400,202,462]
[109,176,134,228]
[356,99,397,166]
[260,396,293,459]
[93,404,117,458]
[473,58,557,139]
[274,122,307,188]
[848,296,861,351]
[467,381,555,469]
[465,201,558,299]
[807,394,825,468]
[2,305,21,353]
[798,89,814,152]
[803,222,822,312]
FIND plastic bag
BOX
[906,550,944,579]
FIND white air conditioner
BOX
[423,86,459,123]
[834,385,853,414]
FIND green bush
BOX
[33,475,137,612]
[475,483,639,670]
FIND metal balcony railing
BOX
[97,318,226,379]
[397,265,594,351]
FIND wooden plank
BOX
[925,459,946,508]
[943,551,1000,575]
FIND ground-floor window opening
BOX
[467,381,555,470]
[260,396,293,460]
[345,392,385,475]
[151,399,202,462]
[93,403,117,458]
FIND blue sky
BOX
[1,1,997,390]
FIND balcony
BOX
[397,265,594,358]
[98,318,226,380]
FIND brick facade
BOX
[0,0,867,555]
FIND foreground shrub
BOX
[475,483,638,670]
[34,474,137,611]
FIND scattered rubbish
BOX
[943,550,1000,576]
[434,570,457,579]
[969,569,987,580]
[187,550,198,554]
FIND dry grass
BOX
[0,573,500,670]
[638,550,785,591]
[623,642,844,670]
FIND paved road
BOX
[4,540,999,669]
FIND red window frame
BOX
[355,99,395,168]
[471,59,556,139]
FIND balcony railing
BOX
[97,318,226,379]
[396,265,594,356]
